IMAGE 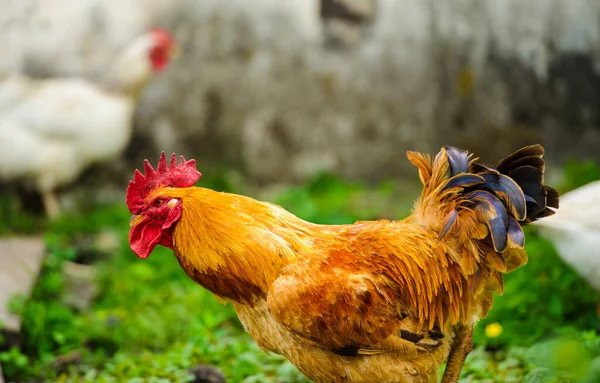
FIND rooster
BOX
[0,28,177,218]
[126,145,558,383]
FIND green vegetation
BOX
[0,167,598,382]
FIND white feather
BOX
[534,180,600,292]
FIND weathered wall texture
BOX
[2,0,600,185]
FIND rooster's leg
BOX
[441,327,473,383]
[42,190,60,219]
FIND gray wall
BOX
[3,0,600,186]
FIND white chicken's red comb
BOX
[126,152,201,214]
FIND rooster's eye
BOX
[153,199,163,207]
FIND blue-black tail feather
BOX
[440,144,558,252]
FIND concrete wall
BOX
[3,0,600,186]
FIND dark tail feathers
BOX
[441,144,559,252]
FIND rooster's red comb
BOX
[126,152,202,214]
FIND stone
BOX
[62,261,98,311]
[189,365,226,383]
[0,237,45,334]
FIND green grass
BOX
[0,169,599,382]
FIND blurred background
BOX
[0,0,599,382]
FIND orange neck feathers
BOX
[154,187,309,304]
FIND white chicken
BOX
[534,180,600,293]
[0,28,177,218]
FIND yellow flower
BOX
[485,322,503,338]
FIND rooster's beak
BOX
[130,214,146,227]
[169,43,181,60]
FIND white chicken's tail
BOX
[534,180,600,292]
